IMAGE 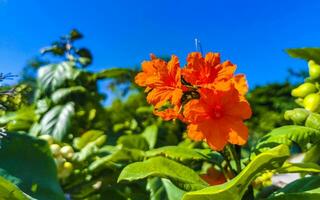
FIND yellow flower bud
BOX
[309,60,320,80]
[291,83,317,98]
[304,93,320,112]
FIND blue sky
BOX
[1,0,320,88]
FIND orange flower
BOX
[182,52,249,95]
[201,167,227,186]
[182,52,235,89]
[233,74,249,95]
[135,55,183,117]
[183,86,252,150]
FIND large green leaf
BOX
[0,133,64,200]
[286,48,320,64]
[118,156,209,191]
[267,176,320,199]
[145,146,210,164]
[147,177,185,200]
[40,102,75,141]
[254,125,320,154]
[37,62,75,95]
[182,145,290,200]
[51,86,86,104]
[0,176,31,200]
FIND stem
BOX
[220,149,235,178]
[219,163,230,181]
[227,145,242,174]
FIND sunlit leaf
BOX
[182,145,290,200]
[118,156,209,191]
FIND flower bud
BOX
[50,144,61,156]
[291,83,317,98]
[305,113,320,130]
[284,108,310,125]
[309,60,320,80]
[58,162,73,179]
[303,93,320,112]
[60,145,74,159]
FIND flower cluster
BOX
[135,52,252,151]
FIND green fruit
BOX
[284,108,310,125]
[59,162,73,179]
[304,93,320,112]
[63,162,73,171]
[60,146,74,159]
[309,60,320,80]
[291,83,317,98]
[50,144,61,156]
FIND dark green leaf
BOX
[0,133,64,200]
[286,48,320,64]
[267,176,320,199]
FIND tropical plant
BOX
[0,30,320,200]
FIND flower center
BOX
[212,105,223,119]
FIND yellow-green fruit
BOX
[291,83,317,98]
[50,144,61,156]
[304,93,320,112]
[39,135,54,145]
[59,162,73,179]
[309,60,320,80]
[60,146,74,159]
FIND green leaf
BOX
[40,102,75,141]
[141,125,158,149]
[147,177,186,200]
[73,129,104,150]
[51,86,86,104]
[76,48,92,66]
[0,133,64,200]
[0,176,30,200]
[37,62,75,95]
[117,135,150,150]
[286,48,320,64]
[267,176,320,199]
[69,29,83,41]
[276,162,320,174]
[304,144,320,163]
[118,156,209,191]
[89,147,145,172]
[254,125,320,154]
[95,68,134,80]
[182,145,290,200]
[145,146,210,164]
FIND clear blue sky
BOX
[1,0,320,88]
